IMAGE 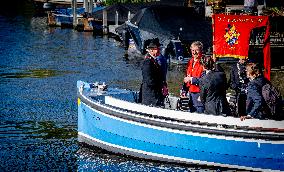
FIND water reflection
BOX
[77,145,219,172]
[0,120,76,139]
[0,69,69,78]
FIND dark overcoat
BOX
[141,57,163,106]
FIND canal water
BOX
[0,10,218,172]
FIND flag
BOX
[213,14,271,80]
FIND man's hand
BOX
[184,76,192,84]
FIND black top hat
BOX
[147,38,161,49]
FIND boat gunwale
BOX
[78,91,284,141]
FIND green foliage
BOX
[262,7,284,16]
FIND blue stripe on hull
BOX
[78,102,284,171]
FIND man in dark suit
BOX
[228,58,249,116]
[200,56,231,116]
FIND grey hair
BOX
[190,41,203,52]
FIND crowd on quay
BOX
[138,38,283,121]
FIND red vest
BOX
[186,58,204,93]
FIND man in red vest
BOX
[183,41,205,113]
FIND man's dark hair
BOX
[201,55,214,70]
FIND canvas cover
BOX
[127,5,213,53]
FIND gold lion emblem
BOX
[224,24,240,47]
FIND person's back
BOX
[200,59,230,116]
[199,56,230,116]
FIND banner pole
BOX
[212,14,215,59]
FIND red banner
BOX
[213,14,271,80]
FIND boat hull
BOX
[77,81,284,171]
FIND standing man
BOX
[140,39,165,107]
[199,56,231,116]
[183,41,205,113]
[240,63,267,120]
[229,58,249,116]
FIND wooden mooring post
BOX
[89,0,93,14]
[84,0,88,13]
[115,11,119,26]
[103,9,108,34]
[72,0,77,28]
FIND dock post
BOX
[89,0,93,14]
[72,0,78,28]
[103,9,108,34]
[115,11,118,26]
[264,0,266,7]
[84,0,88,13]
[128,11,131,21]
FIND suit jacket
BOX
[200,71,230,116]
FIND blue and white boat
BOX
[77,80,284,171]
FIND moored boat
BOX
[77,80,284,171]
[47,6,105,31]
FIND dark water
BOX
[0,13,216,171]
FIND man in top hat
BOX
[140,38,166,106]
